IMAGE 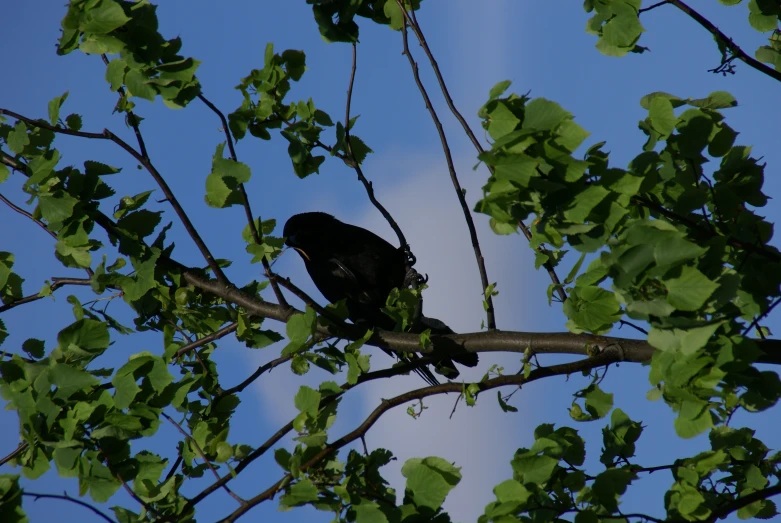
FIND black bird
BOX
[283,212,478,385]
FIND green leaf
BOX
[648,97,676,137]
[489,80,512,100]
[664,266,719,311]
[7,121,30,154]
[294,385,321,418]
[402,457,461,511]
[205,147,252,208]
[48,92,69,125]
[487,101,521,140]
[80,0,131,34]
[50,363,99,400]
[522,98,571,131]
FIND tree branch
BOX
[0,108,230,286]
[397,5,576,313]
[196,93,288,307]
[396,7,496,329]
[22,491,117,523]
[173,322,238,358]
[0,191,94,279]
[343,43,410,253]
[218,349,624,522]
[650,0,781,83]
[181,357,438,515]
[707,482,781,522]
[0,442,28,467]
[161,411,246,505]
[0,277,93,314]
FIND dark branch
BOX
[219,349,624,521]
[0,442,28,467]
[173,322,238,358]
[181,357,438,515]
[23,491,117,523]
[660,0,781,83]
[0,277,93,314]
[196,93,288,308]
[342,43,409,252]
[396,7,496,329]
[161,412,246,505]
[0,107,230,286]
[707,482,781,522]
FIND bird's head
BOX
[283,212,337,261]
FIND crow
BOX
[283,212,478,385]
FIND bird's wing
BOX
[325,257,378,305]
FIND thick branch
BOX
[396,9,496,329]
[707,482,781,522]
[0,108,230,286]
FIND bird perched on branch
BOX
[283,212,478,385]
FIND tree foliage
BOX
[1,1,781,522]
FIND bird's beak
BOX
[293,247,311,262]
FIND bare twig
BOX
[161,412,246,505]
[0,192,94,279]
[654,1,781,83]
[743,297,781,337]
[638,0,670,14]
[0,442,28,467]
[0,108,229,286]
[23,491,117,523]
[396,8,496,329]
[0,277,93,314]
[217,354,293,398]
[173,322,239,358]
[342,43,409,252]
[0,192,57,240]
[196,93,288,308]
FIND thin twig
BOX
[0,108,229,286]
[23,491,117,523]
[0,277,93,314]
[638,0,670,14]
[661,0,781,83]
[217,354,293,398]
[0,442,28,466]
[161,412,246,505]
[196,93,288,307]
[0,192,94,279]
[342,43,409,251]
[396,8,496,329]
[0,192,57,240]
[743,297,781,337]
[102,54,149,158]
[174,322,239,358]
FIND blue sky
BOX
[1,2,780,522]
